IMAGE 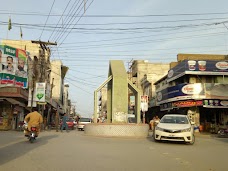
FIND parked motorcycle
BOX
[23,123,38,143]
[218,128,228,138]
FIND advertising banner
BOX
[172,100,203,108]
[0,45,28,88]
[203,99,228,108]
[167,60,228,82]
[140,95,148,112]
[35,83,46,103]
[156,83,204,105]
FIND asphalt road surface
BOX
[0,130,227,171]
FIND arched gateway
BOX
[85,60,149,138]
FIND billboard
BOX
[167,60,228,82]
[141,95,148,112]
[156,83,228,105]
[203,99,228,108]
[156,83,205,105]
[36,83,46,103]
[0,45,28,88]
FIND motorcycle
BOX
[218,128,228,138]
[23,123,38,143]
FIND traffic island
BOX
[84,123,149,138]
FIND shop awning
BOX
[0,98,26,107]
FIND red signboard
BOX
[173,100,203,108]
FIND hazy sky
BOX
[1,0,228,117]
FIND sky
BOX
[1,0,228,117]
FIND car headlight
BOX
[181,127,191,132]
[155,127,164,131]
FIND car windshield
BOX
[160,115,189,124]
[79,118,91,122]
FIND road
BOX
[0,130,227,171]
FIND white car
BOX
[154,114,195,144]
[77,118,92,131]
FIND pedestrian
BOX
[61,113,69,132]
[154,116,160,127]
[150,117,156,131]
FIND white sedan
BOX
[154,114,195,144]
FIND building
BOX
[154,54,228,132]
[63,83,71,116]
[50,60,68,114]
[0,40,68,130]
[0,41,34,130]
[129,60,170,122]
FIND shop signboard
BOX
[0,45,28,88]
[203,99,228,108]
[35,83,46,103]
[140,95,148,112]
[156,83,204,105]
[173,100,203,108]
[167,60,228,82]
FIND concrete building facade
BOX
[129,60,170,122]
[50,60,68,113]
[154,54,228,132]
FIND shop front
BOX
[157,82,228,132]
[199,99,228,133]
[0,87,28,131]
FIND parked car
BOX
[78,118,92,131]
[154,114,195,144]
[60,118,74,130]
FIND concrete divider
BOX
[84,123,149,138]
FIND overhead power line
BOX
[48,0,72,40]
[39,0,56,39]
[2,10,228,17]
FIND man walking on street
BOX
[61,113,69,132]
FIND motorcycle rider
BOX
[24,108,43,137]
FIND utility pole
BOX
[31,40,57,130]
[46,77,54,129]
[30,59,36,112]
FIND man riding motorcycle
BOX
[24,108,43,137]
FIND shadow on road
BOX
[0,134,58,166]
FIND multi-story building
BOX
[129,60,170,122]
[0,40,68,130]
[63,83,71,116]
[50,60,68,114]
[154,54,228,132]
[0,40,42,130]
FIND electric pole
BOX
[31,40,57,130]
